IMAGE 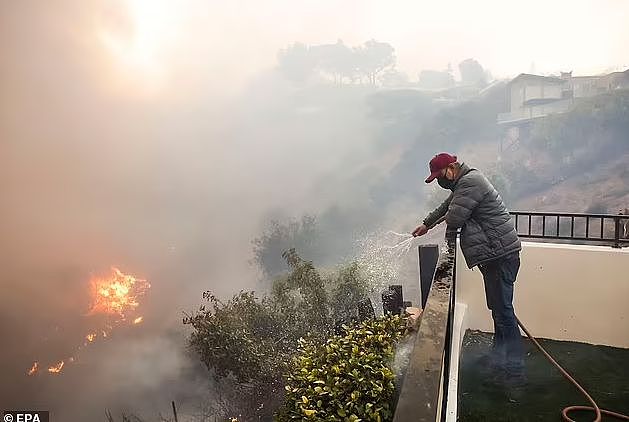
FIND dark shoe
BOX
[505,373,528,402]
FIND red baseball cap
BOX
[425,153,457,183]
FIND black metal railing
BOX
[511,211,629,248]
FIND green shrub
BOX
[277,315,409,422]
[185,250,373,420]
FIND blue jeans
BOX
[479,253,524,375]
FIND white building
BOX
[497,69,629,125]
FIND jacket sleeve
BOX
[423,193,453,229]
[446,174,488,229]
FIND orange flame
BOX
[48,360,64,374]
[88,267,150,319]
[27,361,39,376]
[28,267,149,376]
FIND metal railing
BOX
[511,211,629,248]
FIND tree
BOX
[356,40,396,85]
[252,215,319,278]
[279,248,330,334]
[311,40,357,85]
[458,58,487,87]
[276,39,396,86]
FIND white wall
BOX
[571,77,601,98]
[510,81,525,111]
[456,242,629,348]
[509,80,564,114]
[521,82,563,103]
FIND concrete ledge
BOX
[393,245,455,422]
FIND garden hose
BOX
[516,316,629,421]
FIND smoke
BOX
[3,1,625,419]
[0,1,388,419]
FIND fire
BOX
[27,361,39,376]
[27,267,150,376]
[48,361,64,374]
[88,267,150,319]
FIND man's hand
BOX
[412,224,428,237]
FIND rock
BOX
[405,306,423,329]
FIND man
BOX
[412,153,525,384]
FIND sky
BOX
[4,0,625,100]
[30,0,626,99]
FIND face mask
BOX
[437,167,456,190]
[437,176,455,190]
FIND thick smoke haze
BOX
[0,2,386,419]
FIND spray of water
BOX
[353,230,420,313]
[392,333,415,379]
[352,229,427,384]
[382,236,415,260]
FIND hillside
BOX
[514,152,629,214]
[250,85,629,278]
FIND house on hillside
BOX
[497,74,572,125]
[600,69,629,91]
[497,69,629,125]
[569,74,604,98]
[563,70,629,98]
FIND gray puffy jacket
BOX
[423,163,521,268]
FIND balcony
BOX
[392,211,629,421]
[497,99,574,125]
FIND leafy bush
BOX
[186,291,291,383]
[329,262,369,320]
[184,250,372,420]
[277,315,409,422]
[184,290,292,420]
